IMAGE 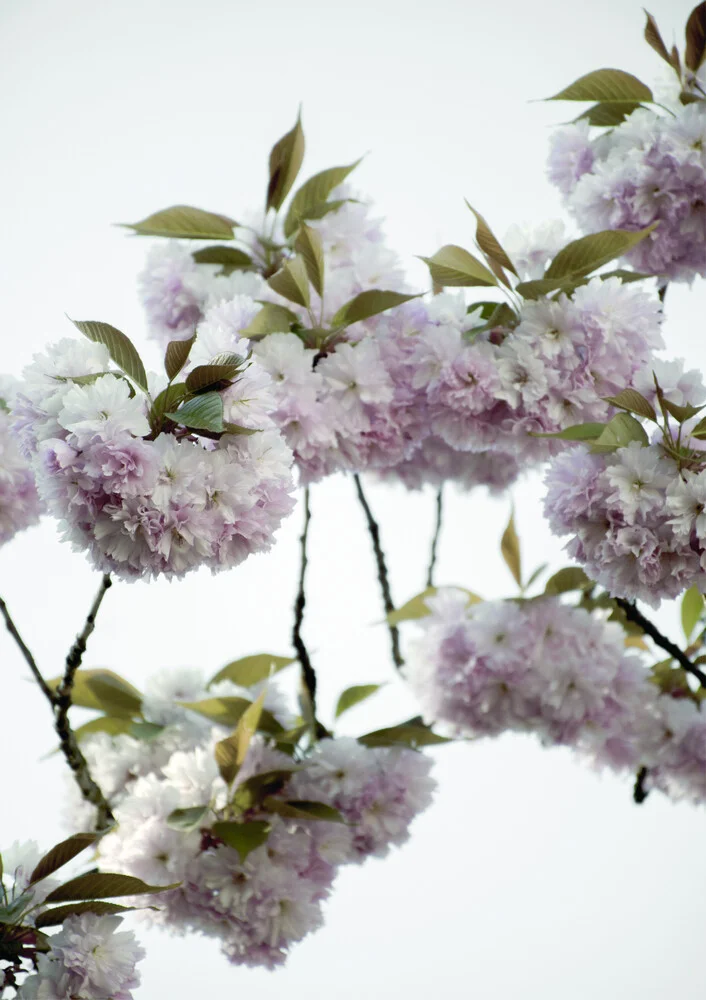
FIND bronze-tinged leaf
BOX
[544,225,658,281]
[185,361,243,396]
[122,205,237,240]
[574,102,642,127]
[294,224,325,297]
[191,246,253,274]
[35,901,138,929]
[644,11,676,68]
[29,834,98,886]
[44,873,178,903]
[164,336,195,382]
[267,114,305,212]
[69,319,148,393]
[686,2,706,71]
[500,511,522,589]
[603,388,656,422]
[465,201,518,280]
[546,68,653,103]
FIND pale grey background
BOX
[1,0,704,996]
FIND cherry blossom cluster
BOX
[11,333,295,580]
[0,378,40,548]
[404,587,706,803]
[63,666,435,968]
[1,841,145,1000]
[549,105,706,283]
[543,360,706,606]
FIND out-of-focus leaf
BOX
[501,512,522,589]
[335,684,383,719]
[208,654,295,689]
[212,821,271,862]
[682,585,704,642]
[166,806,209,832]
[267,114,305,212]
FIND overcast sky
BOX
[1,0,705,996]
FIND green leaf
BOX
[335,684,383,719]
[690,414,706,439]
[546,68,653,103]
[52,371,137,396]
[29,834,97,886]
[284,159,361,237]
[240,303,299,338]
[531,422,606,441]
[44,873,179,903]
[603,388,656,421]
[72,716,135,741]
[419,245,497,287]
[165,337,195,382]
[267,256,311,308]
[544,567,592,596]
[47,670,143,718]
[122,205,237,240]
[331,290,420,327]
[467,302,517,334]
[682,585,704,641]
[501,511,522,589]
[285,198,349,229]
[234,690,267,766]
[208,654,295,689]
[166,391,224,433]
[465,201,518,282]
[35,901,141,929]
[590,412,649,452]
[660,398,706,424]
[181,696,283,735]
[129,721,165,741]
[185,361,244,396]
[544,226,658,281]
[574,102,643,126]
[686,2,706,71]
[515,277,576,299]
[212,821,271,862]
[524,563,548,591]
[232,769,297,811]
[358,717,451,748]
[267,114,305,212]
[295,223,325,297]
[387,586,482,626]
[166,806,210,832]
[150,382,189,431]
[69,319,148,394]
[264,800,345,822]
[214,733,241,785]
[680,90,705,105]
[191,246,253,274]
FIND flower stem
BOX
[292,488,325,736]
[426,486,444,589]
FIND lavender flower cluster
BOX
[549,103,706,283]
[543,360,706,606]
[65,666,435,968]
[405,588,706,803]
[11,334,295,580]
[0,378,41,548]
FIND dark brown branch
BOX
[615,597,706,688]
[426,486,444,589]
[292,488,324,736]
[633,766,650,805]
[353,474,404,670]
[0,597,55,704]
[658,282,668,304]
[54,574,114,830]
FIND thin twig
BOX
[426,486,444,589]
[658,283,668,304]
[353,474,404,670]
[54,574,114,830]
[633,766,650,805]
[615,597,706,688]
[1,576,115,830]
[0,597,55,705]
[292,488,323,736]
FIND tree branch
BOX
[615,597,706,688]
[292,488,325,737]
[426,486,444,589]
[353,474,404,670]
[54,574,114,830]
[1,576,115,831]
[633,765,650,805]
[0,597,55,705]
